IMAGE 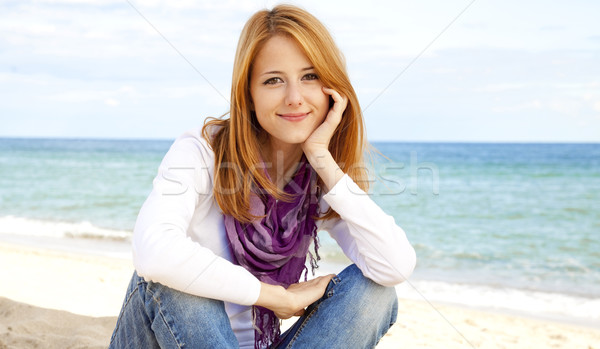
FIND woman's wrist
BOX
[255,282,292,310]
[304,149,344,193]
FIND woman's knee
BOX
[110,272,160,348]
[143,278,231,328]
[337,264,397,297]
[334,264,398,320]
[278,266,398,348]
[112,272,238,348]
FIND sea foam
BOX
[0,215,131,240]
[395,278,600,327]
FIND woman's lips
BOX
[278,112,309,122]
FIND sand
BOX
[0,241,599,349]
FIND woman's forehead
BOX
[252,35,312,74]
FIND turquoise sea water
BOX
[371,142,600,298]
[1,137,599,323]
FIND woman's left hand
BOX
[302,87,348,156]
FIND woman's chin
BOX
[268,133,312,148]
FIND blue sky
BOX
[1,0,599,142]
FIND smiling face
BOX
[249,35,329,152]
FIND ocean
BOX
[1,137,599,327]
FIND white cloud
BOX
[104,98,120,107]
[2,0,600,141]
[44,85,140,104]
[478,83,531,93]
[491,100,543,113]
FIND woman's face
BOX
[250,35,329,150]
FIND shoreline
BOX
[2,215,599,327]
[421,298,600,331]
[0,241,134,318]
[2,232,599,328]
[394,279,600,331]
[0,231,132,260]
[293,256,600,330]
[1,240,600,348]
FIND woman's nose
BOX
[284,83,303,106]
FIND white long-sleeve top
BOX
[132,128,416,348]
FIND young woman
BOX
[110,4,416,349]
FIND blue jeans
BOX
[109,264,398,348]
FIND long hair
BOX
[203,4,369,223]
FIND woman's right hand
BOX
[255,274,335,319]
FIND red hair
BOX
[203,4,369,223]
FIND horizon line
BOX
[1,134,599,144]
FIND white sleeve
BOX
[131,131,261,306]
[319,174,417,286]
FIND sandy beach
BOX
[0,241,598,349]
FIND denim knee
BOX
[275,264,398,348]
[110,272,238,349]
[336,264,398,319]
[110,272,160,349]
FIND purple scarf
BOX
[224,156,320,349]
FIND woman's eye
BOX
[303,73,319,81]
[263,77,283,85]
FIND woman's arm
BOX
[132,130,261,306]
[302,87,346,193]
[303,87,416,287]
[319,175,417,286]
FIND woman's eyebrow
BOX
[261,66,315,76]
